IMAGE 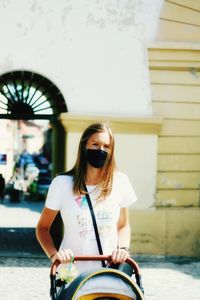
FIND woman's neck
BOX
[85,165,103,185]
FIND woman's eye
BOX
[91,143,99,148]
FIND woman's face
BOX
[86,131,111,153]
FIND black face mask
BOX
[85,149,108,168]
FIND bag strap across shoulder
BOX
[83,184,106,267]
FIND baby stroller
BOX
[50,255,144,300]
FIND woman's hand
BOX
[111,247,130,264]
[50,248,74,263]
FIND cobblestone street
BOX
[0,256,199,300]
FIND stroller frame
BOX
[50,255,144,300]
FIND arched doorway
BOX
[0,70,67,176]
[0,70,66,248]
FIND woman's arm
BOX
[111,207,131,264]
[36,207,59,259]
[117,207,131,248]
[36,207,74,263]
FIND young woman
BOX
[36,122,137,273]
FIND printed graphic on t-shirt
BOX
[75,195,88,208]
[75,195,113,241]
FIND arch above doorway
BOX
[0,70,67,120]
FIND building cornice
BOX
[60,112,163,135]
[148,42,200,70]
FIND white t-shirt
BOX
[45,171,137,272]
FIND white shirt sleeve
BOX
[45,176,64,210]
[118,173,138,208]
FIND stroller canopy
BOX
[63,268,144,300]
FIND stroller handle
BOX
[50,255,141,276]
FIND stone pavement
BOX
[0,256,199,300]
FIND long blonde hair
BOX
[67,122,116,199]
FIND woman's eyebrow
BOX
[91,138,110,145]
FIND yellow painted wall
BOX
[156,0,200,42]
[138,0,200,258]
[149,46,200,209]
[147,44,200,255]
[130,209,200,258]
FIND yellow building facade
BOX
[142,0,200,257]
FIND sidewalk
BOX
[0,197,44,227]
[139,257,200,300]
[0,198,45,255]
